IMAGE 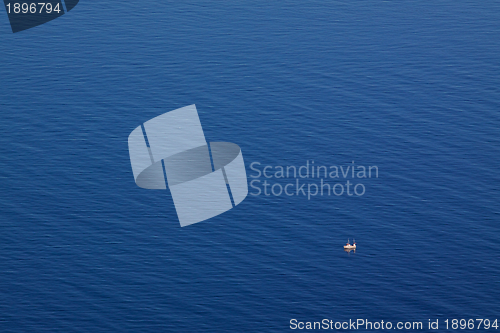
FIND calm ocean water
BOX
[1,1,500,332]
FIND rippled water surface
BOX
[1,1,499,332]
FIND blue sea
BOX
[1,1,500,332]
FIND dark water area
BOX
[1,1,499,332]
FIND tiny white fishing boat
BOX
[344,239,356,250]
